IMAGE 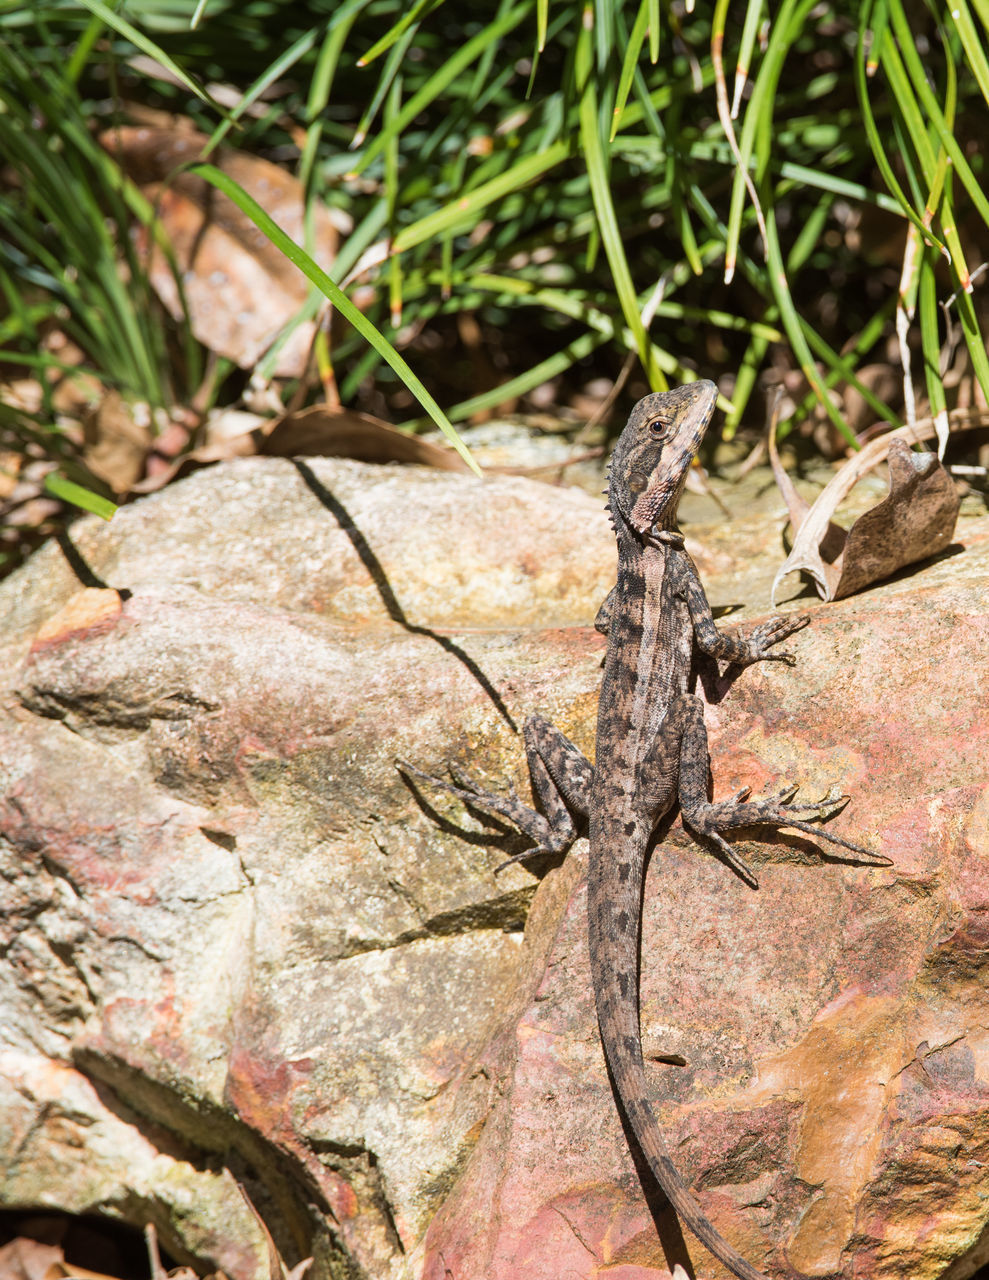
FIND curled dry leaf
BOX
[98,124,339,376]
[236,1182,312,1280]
[770,412,972,604]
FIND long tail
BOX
[588,853,771,1280]
[601,1034,770,1280]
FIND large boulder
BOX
[0,455,986,1280]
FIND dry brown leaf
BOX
[236,1183,312,1280]
[257,405,470,471]
[0,1238,64,1280]
[130,404,468,495]
[770,415,968,604]
[0,1238,119,1280]
[43,1261,124,1280]
[82,390,153,495]
[98,124,339,376]
[129,431,259,493]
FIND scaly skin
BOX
[400,379,889,1280]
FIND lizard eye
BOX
[646,415,673,439]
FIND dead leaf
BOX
[130,404,468,494]
[98,124,338,376]
[0,1237,127,1280]
[82,390,153,495]
[43,1261,125,1280]
[770,415,965,603]
[0,1239,64,1280]
[257,405,469,471]
[236,1183,312,1280]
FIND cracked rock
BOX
[0,456,987,1280]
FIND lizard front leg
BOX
[674,551,809,668]
[398,713,592,863]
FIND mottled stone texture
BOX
[0,456,987,1280]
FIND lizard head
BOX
[608,380,718,536]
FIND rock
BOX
[0,456,987,1280]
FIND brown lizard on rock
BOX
[402,379,890,1280]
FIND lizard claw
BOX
[707,830,759,888]
[493,846,551,873]
[777,786,849,825]
[745,613,809,665]
[448,763,484,794]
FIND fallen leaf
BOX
[236,1182,312,1280]
[0,1238,64,1280]
[257,405,470,471]
[82,390,153,495]
[99,124,339,376]
[131,404,468,494]
[770,415,966,603]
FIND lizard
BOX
[400,379,889,1280]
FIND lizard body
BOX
[402,380,888,1280]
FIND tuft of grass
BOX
[1,0,988,567]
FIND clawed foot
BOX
[396,758,564,868]
[688,781,891,887]
[743,613,810,666]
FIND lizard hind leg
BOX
[397,713,592,865]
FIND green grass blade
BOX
[577,6,664,388]
[948,0,989,108]
[853,12,948,254]
[732,0,764,116]
[885,0,989,247]
[866,0,888,75]
[611,0,651,142]
[299,10,360,191]
[348,0,529,176]
[203,22,323,156]
[351,26,415,147]
[391,145,569,253]
[187,162,480,475]
[357,0,444,67]
[441,332,611,422]
[917,250,949,453]
[65,10,103,83]
[44,473,117,520]
[952,281,989,405]
[763,209,859,448]
[647,0,660,61]
[72,0,221,111]
[385,74,403,327]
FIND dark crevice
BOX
[0,1209,165,1280]
[18,687,220,730]
[69,1049,348,1278]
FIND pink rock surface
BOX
[0,456,986,1280]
